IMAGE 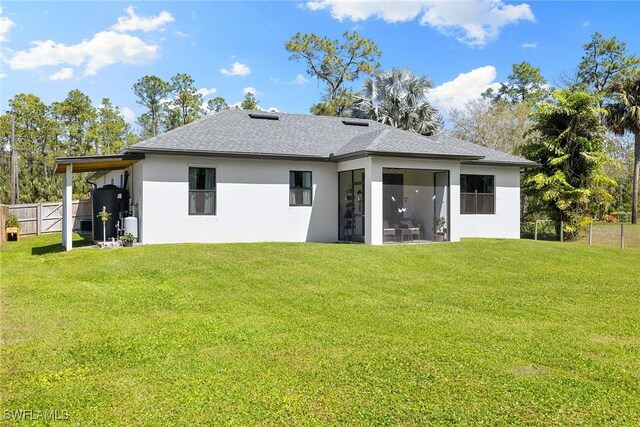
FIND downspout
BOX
[86,179,98,190]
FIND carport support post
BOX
[62,164,73,251]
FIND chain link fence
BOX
[521,220,640,249]
[521,220,559,241]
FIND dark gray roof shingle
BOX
[429,134,535,165]
[127,109,535,166]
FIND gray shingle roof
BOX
[127,109,535,166]
[428,134,537,165]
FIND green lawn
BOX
[1,234,639,425]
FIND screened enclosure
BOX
[382,168,449,243]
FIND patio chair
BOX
[399,219,420,242]
[384,221,397,242]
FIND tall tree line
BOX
[131,73,264,138]
[0,91,137,204]
[134,73,209,139]
[0,71,265,204]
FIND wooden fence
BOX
[0,204,9,244]
[8,200,92,236]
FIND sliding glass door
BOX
[339,169,365,242]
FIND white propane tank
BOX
[124,217,138,240]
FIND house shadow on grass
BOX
[31,234,94,256]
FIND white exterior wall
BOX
[94,156,522,245]
[140,154,338,244]
[457,164,521,239]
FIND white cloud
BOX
[582,21,590,28]
[120,106,136,124]
[306,0,423,23]
[0,6,15,43]
[420,1,535,46]
[522,42,537,49]
[49,67,74,80]
[7,31,159,76]
[197,87,217,97]
[220,62,251,76]
[84,31,159,75]
[111,5,174,33]
[305,0,535,46]
[8,39,85,70]
[6,6,169,76]
[242,86,260,95]
[269,74,310,85]
[427,66,500,112]
[292,74,309,85]
[0,73,7,79]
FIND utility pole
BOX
[10,115,17,205]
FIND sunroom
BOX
[382,168,449,243]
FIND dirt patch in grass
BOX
[509,365,549,376]
[592,335,640,347]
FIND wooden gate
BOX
[9,200,92,236]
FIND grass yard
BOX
[1,234,639,425]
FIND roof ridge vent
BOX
[341,119,369,127]
[248,112,279,120]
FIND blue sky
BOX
[1,1,639,127]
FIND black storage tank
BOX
[92,185,129,241]
[79,219,92,234]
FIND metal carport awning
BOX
[53,153,145,251]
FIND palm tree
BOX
[351,68,442,136]
[606,73,640,224]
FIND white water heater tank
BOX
[124,217,138,240]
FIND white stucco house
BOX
[54,110,535,249]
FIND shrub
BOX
[121,232,136,243]
[6,213,20,228]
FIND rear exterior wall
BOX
[457,164,521,239]
[139,154,338,244]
